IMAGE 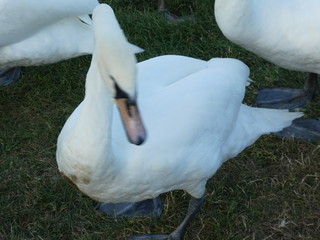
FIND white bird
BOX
[56,4,302,240]
[0,0,99,86]
[214,0,320,141]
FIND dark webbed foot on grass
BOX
[128,234,169,240]
[255,73,318,110]
[0,67,21,86]
[277,118,320,142]
[96,196,163,218]
[158,0,193,23]
[255,88,311,110]
[128,196,204,240]
[159,10,194,23]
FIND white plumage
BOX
[57,2,301,205]
[214,0,320,141]
[214,0,320,74]
[56,3,302,238]
[0,0,99,68]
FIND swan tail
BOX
[243,105,303,133]
[221,105,303,161]
[130,44,144,54]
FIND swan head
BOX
[92,4,146,145]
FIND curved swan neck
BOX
[84,57,111,101]
[75,58,115,161]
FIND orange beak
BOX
[115,98,146,145]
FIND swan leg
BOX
[255,73,318,110]
[0,67,22,86]
[157,0,193,22]
[97,196,163,218]
[128,195,204,240]
[276,118,320,142]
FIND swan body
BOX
[57,53,303,203]
[0,0,99,68]
[57,4,302,239]
[214,0,320,74]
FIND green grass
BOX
[1,0,319,239]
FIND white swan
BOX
[214,0,320,141]
[56,4,302,240]
[0,0,99,85]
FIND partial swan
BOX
[215,0,320,141]
[0,0,99,85]
[0,0,142,86]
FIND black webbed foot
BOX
[0,67,21,86]
[97,197,163,218]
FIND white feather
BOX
[0,0,141,68]
[215,0,320,74]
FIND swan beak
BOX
[115,98,146,145]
